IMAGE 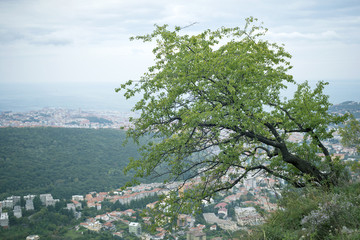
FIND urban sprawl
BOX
[0,108,358,239]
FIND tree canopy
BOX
[340,116,360,153]
[117,17,347,225]
[0,127,146,199]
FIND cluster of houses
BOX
[79,208,141,238]
[0,108,137,129]
[72,173,283,239]
[0,169,288,239]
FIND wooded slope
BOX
[0,127,144,199]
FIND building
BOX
[26,235,40,240]
[72,195,84,201]
[129,222,141,236]
[40,194,59,206]
[14,205,22,218]
[0,212,9,228]
[26,199,34,211]
[71,200,82,209]
[210,225,217,230]
[186,230,206,240]
[24,195,36,201]
[5,196,21,206]
[2,199,13,209]
[40,194,52,205]
[218,208,228,219]
[67,203,76,211]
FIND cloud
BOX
[29,38,73,46]
[0,0,359,85]
[268,30,340,41]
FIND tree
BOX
[339,116,360,153]
[33,195,42,211]
[117,17,347,225]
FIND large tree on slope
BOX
[117,17,347,223]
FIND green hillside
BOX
[0,127,145,199]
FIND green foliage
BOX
[0,127,147,199]
[117,17,348,226]
[340,116,360,153]
[246,183,360,240]
[0,204,76,240]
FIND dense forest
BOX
[0,127,149,200]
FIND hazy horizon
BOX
[1,79,359,113]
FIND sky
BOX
[0,0,359,110]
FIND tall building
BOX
[129,222,141,236]
[0,212,9,228]
[26,199,34,211]
[14,205,22,218]
[39,194,59,206]
[24,195,36,201]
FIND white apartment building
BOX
[0,212,9,227]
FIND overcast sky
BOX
[0,0,359,88]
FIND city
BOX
[0,107,359,239]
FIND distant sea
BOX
[0,80,359,113]
[0,82,141,113]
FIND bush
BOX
[244,182,360,240]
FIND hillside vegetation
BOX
[0,127,147,199]
[242,182,360,240]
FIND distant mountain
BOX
[329,101,360,118]
[0,128,150,200]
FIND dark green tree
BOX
[33,195,42,211]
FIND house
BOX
[210,225,217,230]
[146,201,158,209]
[85,194,93,201]
[71,200,82,209]
[80,220,102,232]
[103,221,116,231]
[214,202,227,209]
[129,222,141,236]
[197,224,206,230]
[95,214,110,221]
[154,231,166,239]
[72,195,84,201]
[67,203,76,211]
[112,231,124,238]
[26,235,40,240]
[124,209,136,216]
